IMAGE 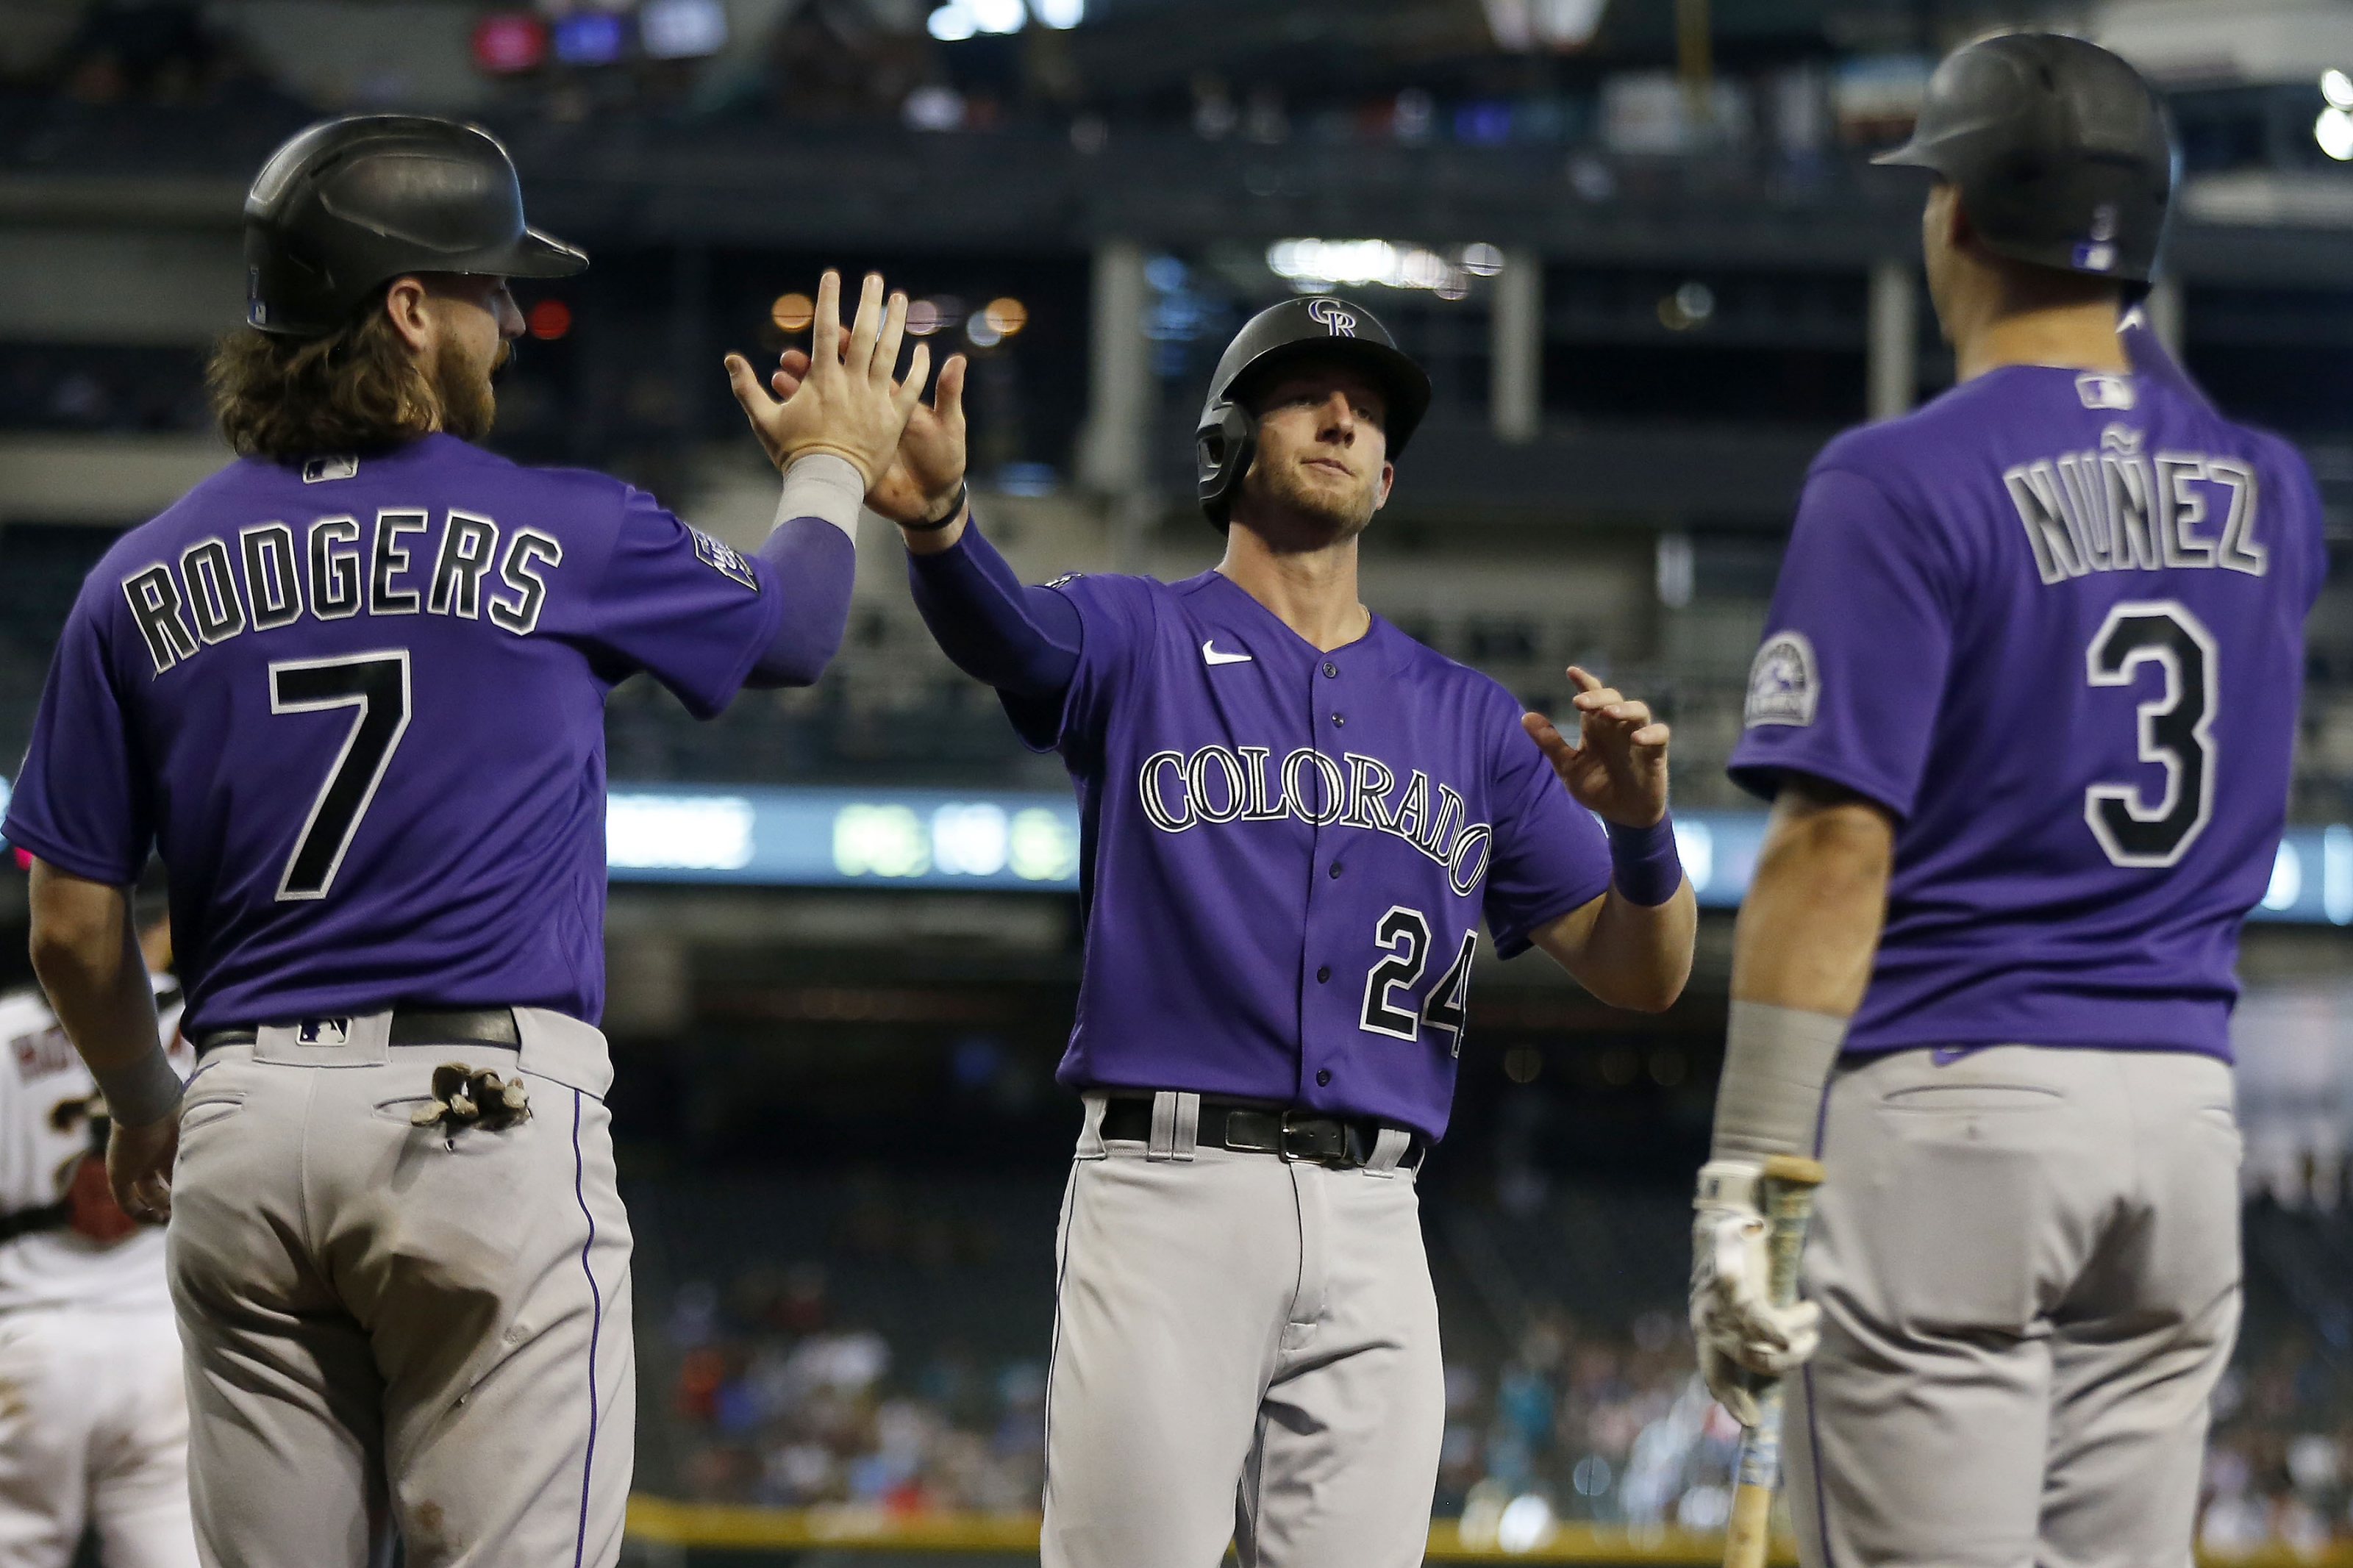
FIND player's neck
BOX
[1214,526,1371,652]
[1951,298,2129,383]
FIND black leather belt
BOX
[197,1007,521,1056]
[1099,1094,1422,1170]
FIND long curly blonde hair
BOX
[206,297,438,462]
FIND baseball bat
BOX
[1721,1153,1826,1568]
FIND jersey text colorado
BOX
[1137,744,1494,897]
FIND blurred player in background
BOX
[1,113,922,1568]
[1691,35,2326,1568]
[0,909,191,1568]
[769,296,1696,1566]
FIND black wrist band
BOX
[901,482,968,532]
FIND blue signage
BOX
[595,785,2353,927]
[4,770,2343,924]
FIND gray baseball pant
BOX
[1788,1045,2240,1568]
[1042,1092,1444,1568]
[165,1008,634,1568]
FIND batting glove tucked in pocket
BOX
[1690,1158,1822,1427]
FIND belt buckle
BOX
[1281,1111,1349,1167]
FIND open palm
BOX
[1522,665,1671,828]
[770,347,968,524]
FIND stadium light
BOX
[926,2,977,40]
[1031,0,1083,25]
[2325,69,2353,110]
[771,292,814,332]
[1265,238,1474,297]
[2318,106,2353,161]
[984,297,1028,337]
[970,0,1025,32]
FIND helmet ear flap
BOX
[1195,401,1257,531]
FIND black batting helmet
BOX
[1874,33,2176,286]
[243,115,588,337]
[1196,296,1432,529]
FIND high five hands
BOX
[1523,667,1672,828]
[724,271,932,491]
[735,271,970,527]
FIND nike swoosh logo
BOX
[1202,640,1253,666]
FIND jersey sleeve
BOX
[2273,436,2331,615]
[1482,702,1613,959]
[2,585,153,886]
[1727,465,1961,817]
[573,487,790,720]
[1001,573,1155,759]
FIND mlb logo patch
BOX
[1744,631,1819,728]
[302,455,360,484]
[296,1017,351,1046]
[2076,373,2136,412]
[689,527,757,590]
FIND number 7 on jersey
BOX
[268,651,412,901]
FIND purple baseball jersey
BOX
[5,434,787,1034]
[1014,568,1611,1142]
[1730,365,2327,1060]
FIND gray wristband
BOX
[93,1043,184,1130]
[1710,1000,1848,1161]
[776,452,864,543]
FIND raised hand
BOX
[769,343,968,526]
[1521,665,1671,828]
[724,271,928,485]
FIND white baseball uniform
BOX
[0,985,195,1568]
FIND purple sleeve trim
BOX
[743,517,857,688]
[1605,811,1685,907]
[1488,873,1612,960]
[906,523,1082,701]
[0,816,142,889]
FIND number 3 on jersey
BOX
[269,651,412,901]
[1360,906,1479,1055]
[2085,601,2216,869]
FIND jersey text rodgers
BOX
[121,506,566,675]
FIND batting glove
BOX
[1690,1158,1821,1427]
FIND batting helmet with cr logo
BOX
[1194,295,1432,529]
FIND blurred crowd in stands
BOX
[0,0,1912,166]
[2202,1319,2353,1556]
[665,1267,1049,1513]
[657,1249,2353,1556]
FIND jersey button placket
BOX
[1305,657,1344,1106]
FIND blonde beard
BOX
[434,334,500,443]
[1236,457,1377,550]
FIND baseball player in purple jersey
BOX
[2,115,927,1567]
[1690,37,2326,1568]
[759,295,1696,1564]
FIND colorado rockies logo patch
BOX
[1307,298,1358,337]
[1745,631,1819,728]
[689,527,757,590]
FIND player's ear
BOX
[382,276,435,357]
[1374,459,1396,510]
[1938,184,1974,255]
